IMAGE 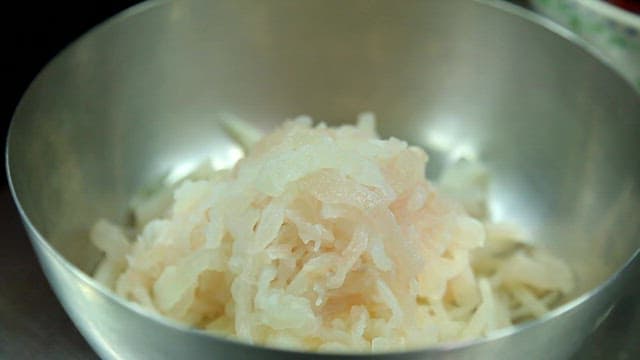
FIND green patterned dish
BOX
[532,0,640,89]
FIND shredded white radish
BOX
[91,114,574,352]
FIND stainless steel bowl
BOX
[6,0,640,359]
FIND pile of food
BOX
[91,114,573,352]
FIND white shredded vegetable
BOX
[91,114,574,352]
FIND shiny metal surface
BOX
[6,0,640,359]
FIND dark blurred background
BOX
[3,1,142,189]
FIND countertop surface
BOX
[0,189,638,359]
